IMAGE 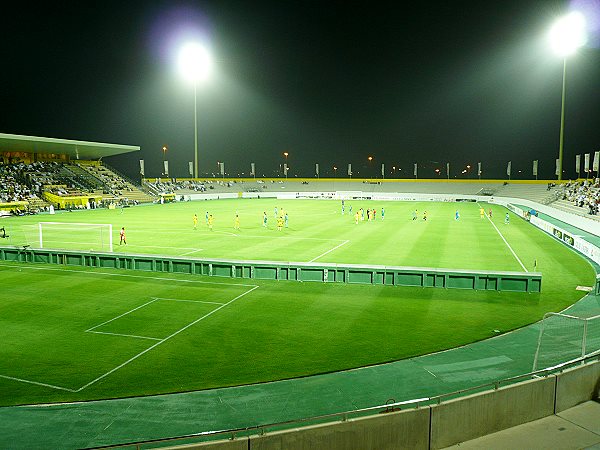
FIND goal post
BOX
[25,222,113,252]
[533,312,600,371]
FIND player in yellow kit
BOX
[234,214,240,230]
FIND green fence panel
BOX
[254,266,278,280]
[300,268,325,282]
[1,248,20,261]
[134,258,154,271]
[98,256,118,269]
[499,277,528,292]
[447,275,475,289]
[395,272,423,287]
[348,270,373,284]
[33,252,52,264]
[0,247,542,293]
[172,261,193,274]
[211,264,231,277]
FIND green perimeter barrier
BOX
[0,246,541,293]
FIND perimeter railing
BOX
[86,348,600,449]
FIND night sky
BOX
[1,1,599,180]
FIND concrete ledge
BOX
[247,408,430,450]
[555,360,600,413]
[430,376,556,449]
[162,439,247,449]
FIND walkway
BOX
[445,400,600,450]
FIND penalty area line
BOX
[308,240,350,263]
[0,374,77,392]
[74,285,260,392]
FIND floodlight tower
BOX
[178,43,213,179]
[548,12,587,181]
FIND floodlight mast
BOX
[178,43,212,179]
[549,12,586,181]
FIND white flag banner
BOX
[506,161,511,177]
[555,159,560,176]
[315,163,319,176]
[381,163,385,177]
[347,163,352,176]
[576,154,581,174]
[413,163,418,177]
[163,160,169,176]
[188,162,193,176]
[533,160,538,176]
[477,162,481,176]
[446,162,450,178]
[139,159,145,176]
[219,162,225,176]
[593,151,600,172]
[283,163,288,176]
[250,162,255,176]
[584,153,590,173]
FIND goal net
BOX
[533,312,600,371]
[23,222,113,252]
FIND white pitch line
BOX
[308,240,350,263]
[152,297,225,305]
[0,374,76,392]
[86,331,162,341]
[75,285,260,392]
[85,299,158,332]
[479,204,528,272]
[180,249,204,256]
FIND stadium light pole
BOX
[179,43,213,179]
[548,11,586,181]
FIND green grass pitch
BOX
[0,199,595,406]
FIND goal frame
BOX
[36,222,113,252]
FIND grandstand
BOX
[0,133,154,213]
[549,179,600,222]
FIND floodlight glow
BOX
[549,11,587,56]
[178,43,212,82]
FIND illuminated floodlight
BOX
[549,11,587,57]
[179,43,212,83]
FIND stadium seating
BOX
[0,161,155,210]
[549,179,600,221]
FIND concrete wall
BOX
[555,360,600,413]
[163,439,247,450]
[429,376,556,449]
[247,408,430,450]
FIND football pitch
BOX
[0,199,595,406]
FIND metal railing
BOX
[85,348,600,450]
